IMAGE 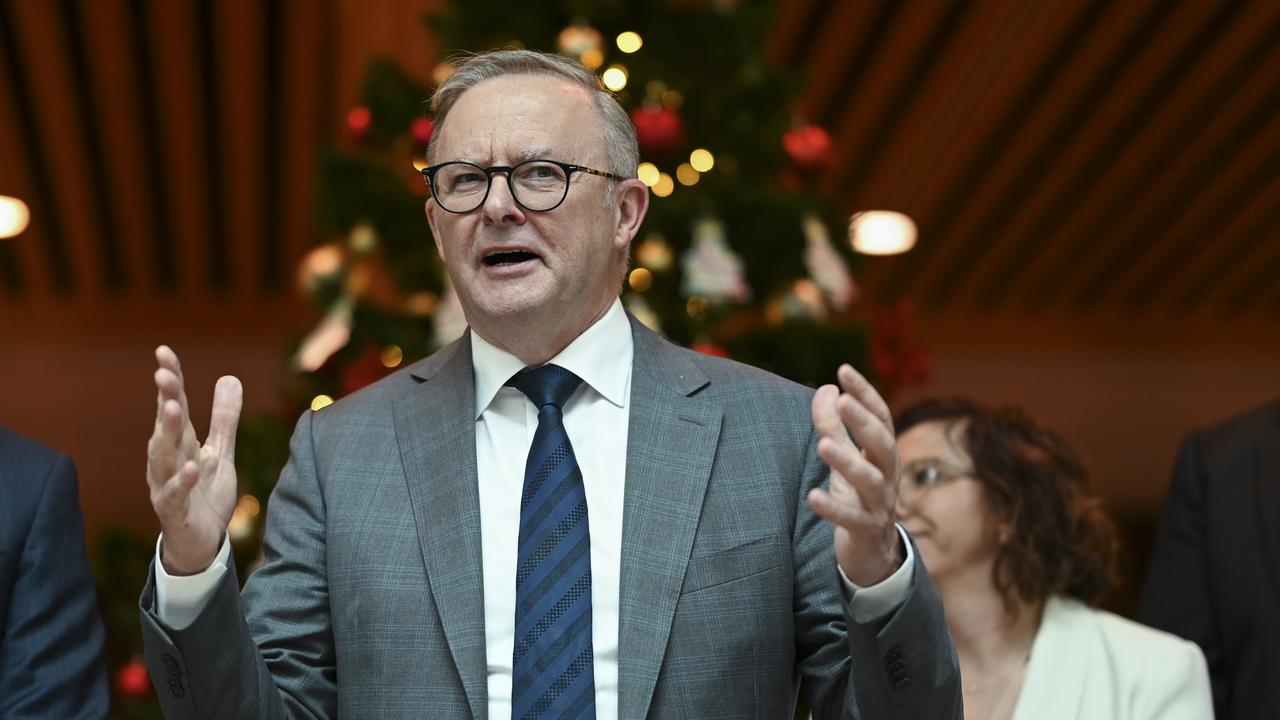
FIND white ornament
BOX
[431,280,468,348]
[293,297,354,372]
[680,217,751,302]
[803,214,857,312]
[624,292,663,334]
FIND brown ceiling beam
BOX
[78,0,158,302]
[8,0,113,299]
[149,0,213,300]
[973,0,1243,311]
[0,0,74,297]
[915,0,1184,310]
[867,0,1108,302]
[1010,4,1280,313]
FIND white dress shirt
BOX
[154,297,914,719]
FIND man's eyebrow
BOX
[513,147,555,164]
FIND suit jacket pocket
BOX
[681,534,787,596]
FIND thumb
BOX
[207,375,244,461]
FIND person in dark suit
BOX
[0,426,110,719]
[1139,400,1280,720]
[138,49,961,718]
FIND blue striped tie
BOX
[507,364,596,720]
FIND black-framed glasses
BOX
[899,459,974,494]
[420,159,627,214]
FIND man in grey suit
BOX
[140,50,960,718]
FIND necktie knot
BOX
[507,364,583,410]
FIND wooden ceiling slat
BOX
[1120,125,1280,312]
[278,0,331,279]
[801,0,898,129]
[970,0,1249,310]
[128,0,176,292]
[864,0,1108,301]
[768,0,823,68]
[57,0,128,294]
[1063,59,1280,310]
[1220,224,1280,314]
[194,0,229,292]
[898,0,1164,306]
[149,0,212,300]
[7,0,113,297]
[917,0,1194,309]
[823,0,962,202]
[260,0,283,294]
[0,0,74,296]
[824,0,970,204]
[867,0,1046,217]
[78,0,155,300]
[216,0,265,297]
[0,1,31,297]
[1009,5,1280,312]
[1173,183,1280,315]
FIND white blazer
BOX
[1011,596,1213,720]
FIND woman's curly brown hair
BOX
[896,397,1118,614]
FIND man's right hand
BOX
[146,345,243,576]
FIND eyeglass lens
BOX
[432,161,569,213]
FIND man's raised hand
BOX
[146,345,243,575]
[807,363,904,588]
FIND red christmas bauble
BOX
[631,106,685,154]
[782,124,832,169]
[411,117,434,147]
[340,345,390,396]
[690,342,729,358]
[116,659,151,697]
[346,106,373,139]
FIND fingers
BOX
[836,363,893,434]
[207,375,244,462]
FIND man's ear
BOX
[425,198,446,259]
[612,179,650,252]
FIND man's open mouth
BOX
[483,250,539,266]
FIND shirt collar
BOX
[471,298,633,418]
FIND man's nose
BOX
[481,173,526,225]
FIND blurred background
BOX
[1,0,1278,714]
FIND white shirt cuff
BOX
[839,524,916,623]
[154,533,231,630]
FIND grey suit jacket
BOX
[140,318,960,718]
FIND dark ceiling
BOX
[1,0,1277,324]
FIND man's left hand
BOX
[807,364,904,587]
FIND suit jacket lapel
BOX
[617,318,723,719]
[393,334,489,720]
[1253,417,1280,603]
[1013,596,1088,720]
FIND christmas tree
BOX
[96,2,901,715]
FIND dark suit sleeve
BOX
[0,452,109,719]
[139,409,335,719]
[792,425,963,719]
[1139,431,1228,717]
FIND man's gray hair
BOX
[428,49,639,181]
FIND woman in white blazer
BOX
[894,398,1212,720]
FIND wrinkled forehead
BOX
[433,74,604,166]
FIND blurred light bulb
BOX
[689,149,715,172]
[628,267,653,292]
[848,211,917,255]
[616,31,643,53]
[0,196,30,239]
[380,345,404,368]
[676,163,700,186]
[602,65,628,91]
[652,173,675,197]
[637,162,661,187]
